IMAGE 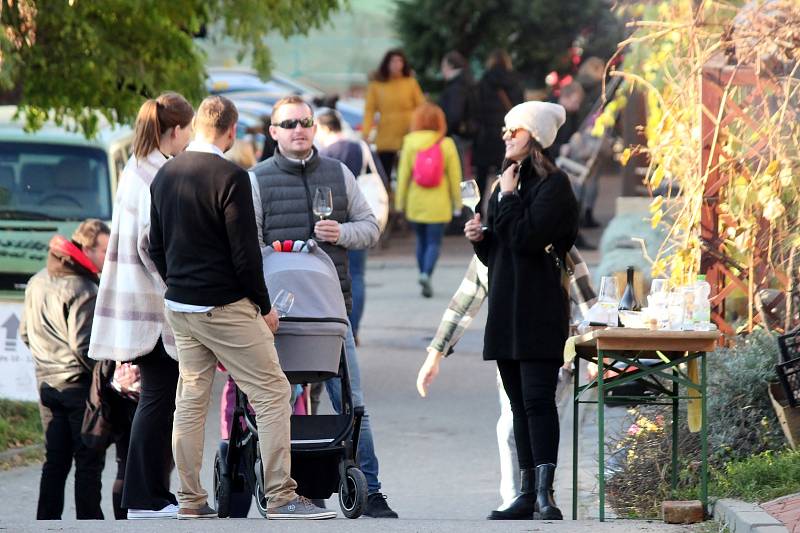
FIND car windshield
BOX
[0,142,111,221]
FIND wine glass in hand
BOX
[272,290,295,318]
[460,179,481,214]
[313,186,333,220]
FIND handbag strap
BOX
[359,140,379,176]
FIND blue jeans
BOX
[348,249,367,337]
[325,321,381,493]
[412,222,445,276]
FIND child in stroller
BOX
[213,240,368,518]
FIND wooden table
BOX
[571,328,719,521]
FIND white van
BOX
[0,106,133,400]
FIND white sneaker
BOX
[127,504,179,519]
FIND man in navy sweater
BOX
[149,96,334,520]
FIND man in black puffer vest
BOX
[251,96,398,518]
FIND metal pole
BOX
[597,351,605,522]
[573,357,580,520]
[701,352,709,513]
[672,368,679,493]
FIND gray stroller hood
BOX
[262,243,348,382]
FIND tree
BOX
[395,0,622,88]
[0,0,342,136]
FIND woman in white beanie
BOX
[464,101,579,521]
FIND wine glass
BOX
[598,276,620,327]
[272,290,295,318]
[599,276,620,303]
[460,179,481,213]
[650,278,669,296]
[313,186,333,220]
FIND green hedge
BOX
[0,400,43,452]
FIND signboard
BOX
[0,303,38,401]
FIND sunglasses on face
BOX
[272,117,315,129]
[501,126,527,139]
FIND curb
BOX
[714,498,788,533]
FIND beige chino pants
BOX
[165,298,297,509]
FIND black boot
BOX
[534,463,563,520]
[487,468,536,520]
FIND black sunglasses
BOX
[271,117,315,129]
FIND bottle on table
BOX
[618,266,642,310]
[693,274,712,331]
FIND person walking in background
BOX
[89,92,194,520]
[465,101,578,521]
[395,102,462,298]
[439,50,476,178]
[315,108,388,342]
[149,95,334,520]
[20,219,110,520]
[252,96,397,518]
[550,82,585,159]
[473,49,523,198]
[362,48,425,189]
[575,57,606,229]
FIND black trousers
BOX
[377,151,397,191]
[496,359,561,469]
[37,383,105,520]
[110,394,137,519]
[121,339,179,510]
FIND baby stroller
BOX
[213,241,368,519]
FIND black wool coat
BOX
[474,159,579,362]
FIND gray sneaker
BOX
[176,503,217,520]
[267,496,336,520]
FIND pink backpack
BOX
[412,140,444,188]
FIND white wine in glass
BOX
[460,180,481,212]
[313,186,333,220]
[272,290,295,318]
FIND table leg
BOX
[598,352,605,522]
[672,368,679,494]
[572,357,580,520]
[701,352,708,514]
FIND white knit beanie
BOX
[503,101,566,149]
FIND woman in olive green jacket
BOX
[396,102,462,298]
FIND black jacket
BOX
[438,72,473,137]
[472,67,524,168]
[474,158,579,361]
[149,151,271,314]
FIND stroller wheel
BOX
[338,466,368,519]
[213,450,232,518]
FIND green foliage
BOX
[0,400,42,452]
[712,449,800,503]
[707,330,785,461]
[0,0,343,137]
[394,0,623,87]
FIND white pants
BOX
[496,370,520,509]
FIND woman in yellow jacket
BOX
[363,49,425,187]
[396,102,462,298]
